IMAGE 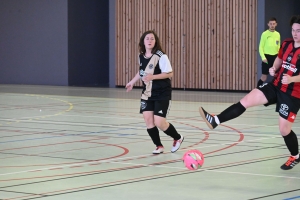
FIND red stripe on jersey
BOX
[278,38,293,59]
[272,38,300,99]
[273,67,284,87]
[291,82,300,98]
[278,44,284,59]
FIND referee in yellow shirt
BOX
[257,17,281,88]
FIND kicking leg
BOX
[199,88,268,129]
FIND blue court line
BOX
[284,196,300,200]
[117,133,137,136]
[0,134,67,144]
[0,128,137,144]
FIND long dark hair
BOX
[138,30,165,54]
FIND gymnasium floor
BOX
[0,84,300,200]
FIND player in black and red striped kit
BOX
[199,15,300,170]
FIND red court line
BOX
[206,123,244,155]
[0,136,110,161]
[2,153,289,200]
[0,116,245,200]
[0,142,129,168]
[0,122,240,182]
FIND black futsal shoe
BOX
[281,156,300,170]
[199,107,218,130]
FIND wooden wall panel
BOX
[115,0,257,91]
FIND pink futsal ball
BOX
[182,150,204,170]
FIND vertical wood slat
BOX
[116,0,258,91]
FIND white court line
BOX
[2,113,299,130]
[0,136,283,177]
[109,161,300,180]
[0,154,298,181]
[0,87,245,98]
[0,119,285,136]
[0,92,244,105]
[0,116,288,130]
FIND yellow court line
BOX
[0,94,73,126]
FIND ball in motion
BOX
[182,149,204,170]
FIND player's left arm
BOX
[152,72,173,80]
[282,74,300,84]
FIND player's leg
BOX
[277,95,300,170]
[153,100,184,153]
[141,100,164,154]
[200,87,270,130]
[279,117,300,170]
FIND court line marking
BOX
[107,161,300,181]
[0,118,291,136]
[1,112,298,130]
[0,136,283,177]
[284,196,300,200]
[0,91,245,104]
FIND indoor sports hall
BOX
[0,85,300,200]
[1,0,300,200]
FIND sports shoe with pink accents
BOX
[152,146,164,154]
[171,135,184,153]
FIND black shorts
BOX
[140,100,171,118]
[261,54,277,75]
[257,83,300,122]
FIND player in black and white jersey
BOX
[126,30,184,154]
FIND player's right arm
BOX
[125,72,140,92]
[269,57,282,76]
[259,32,267,63]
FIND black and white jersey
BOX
[139,50,172,100]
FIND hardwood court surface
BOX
[0,85,299,200]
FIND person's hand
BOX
[125,82,133,92]
[142,74,154,83]
[282,74,293,84]
[269,66,276,76]
[263,59,268,64]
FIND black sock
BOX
[163,123,181,140]
[217,102,246,123]
[147,126,163,147]
[283,130,299,156]
[257,79,263,88]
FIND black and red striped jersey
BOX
[272,38,300,98]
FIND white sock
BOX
[214,116,220,125]
[292,154,299,159]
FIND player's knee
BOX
[279,126,291,136]
[154,119,168,131]
[240,98,251,109]
[143,116,154,127]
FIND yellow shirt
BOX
[259,30,281,60]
